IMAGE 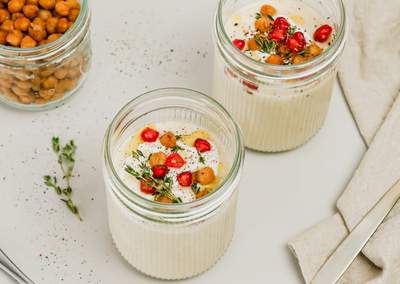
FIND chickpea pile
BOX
[0,0,81,48]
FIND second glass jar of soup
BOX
[0,0,92,111]
[212,0,348,152]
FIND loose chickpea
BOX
[56,17,67,32]
[7,0,24,13]
[53,67,67,79]
[157,195,172,204]
[55,1,70,16]
[22,5,39,20]
[65,0,79,10]
[292,55,309,65]
[306,43,323,58]
[11,12,24,20]
[0,9,10,23]
[37,38,46,45]
[50,91,63,101]
[0,30,7,44]
[67,8,78,22]
[26,0,39,5]
[14,16,30,31]
[1,19,14,31]
[254,18,273,32]
[195,189,209,200]
[160,132,176,148]
[277,44,290,57]
[42,75,57,88]
[47,32,60,42]
[260,5,277,17]
[265,54,283,65]
[38,9,52,20]
[39,0,55,9]
[149,152,167,167]
[45,17,58,34]
[6,29,22,45]
[29,21,46,41]
[54,77,70,92]
[195,167,215,185]
[247,38,261,51]
[38,87,55,99]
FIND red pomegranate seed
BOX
[141,127,159,142]
[286,32,306,53]
[194,138,211,153]
[165,153,185,168]
[273,17,290,31]
[232,39,245,51]
[140,179,156,194]
[177,171,192,187]
[152,165,168,179]
[269,29,287,42]
[314,24,332,43]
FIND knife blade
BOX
[310,179,400,284]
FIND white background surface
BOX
[0,0,367,283]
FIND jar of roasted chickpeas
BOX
[0,0,91,110]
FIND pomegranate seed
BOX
[177,171,192,187]
[273,17,290,31]
[194,138,211,153]
[152,165,168,179]
[292,32,306,46]
[140,179,156,194]
[141,127,159,142]
[165,153,185,168]
[232,39,245,51]
[269,29,287,42]
[286,32,306,53]
[314,24,332,43]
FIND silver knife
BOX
[0,249,35,284]
[310,179,400,284]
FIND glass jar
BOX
[102,88,245,280]
[212,0,348,152]
[0,0,92,111]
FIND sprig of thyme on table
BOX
[44,137,82,221]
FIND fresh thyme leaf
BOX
[297,49,310,57]
[288,25,296,36]
[198,151,206,164]
[175,135,181,141]
[255,12,263,20]
[171,145,184,153]
[132,150,139,160]
[191,183,200,195]
[254,35,277,54]
[267,14,274,21]
[147,153,153,161]
[137,149,145,158]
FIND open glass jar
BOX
[212,0,348,152]
[102,88,245,280]
[0,0,91,111]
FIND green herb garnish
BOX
[175,135,182,141]
[288,25,296,36]
[254,35,277,54]
[297,49,310,57]
[255,12,274,21]
[171,145,184,153]
[191,182,200,195]
[198,151,206,164]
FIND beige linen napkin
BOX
[288,0,400,282]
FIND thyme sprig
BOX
[254,35,277,54]
[171,145,184,153]
[44,137,82,221]
[175,135,182,141]
[297,49,310,57]
[197,151,205,164]
[191,182,200,195]
[288,25,296,36]
[255,12,274,21]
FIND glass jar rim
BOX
[102,87,245,222]
[214,0,348,80]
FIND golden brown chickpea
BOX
[14,16,30,31]
[37,38,46,45]
[47,32,61,42]
[247,38,261,51]
[45,17,58,34]
[260,5,277,17]
[306,43,323,58]
[55,1,70,16]
[40,67,54,77]
[149,152,167,167]
[50,91,63,101]
[29,21,46,41]
[54,77,69,92]
[277,44,290,57]
[32,17,45,28]
[67,8,78,21]
[31,83,40,91]
[157,195,172,203]
[3,88,18,101]
[195,189,209,199]
[38,9,52,20]
[39,0,55,9]
[15,78,33,88]
[34,97,48,105]
[254,18,273,32]
[65,0,79,10]
[5,28,22,45]
[265,54,283,65]
[0,30,7,44]
[18,92,36,104]
[38,87,54,99]
[52,9,62,19]
[53,66,67,79]
[0,9,10,23]
[195,167,215,185]
[30,75,44,84]
[0,79,12,88]
[67,77,78,90]
[26,0,39,5]
[20,35,37,47]
[22,5,39,20]
[56,17,67,32]
[7,0,24,13]
[42,75,57,88]
[292,55,309,65]
[1,19,14,31]
[11,12,24,20]
[66,20,73,29]
[160,132,176,148]
[67,65,79,78]
[11,84,30,96]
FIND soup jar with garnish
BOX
[212,0,348,152]
[102,88,245,280]
[0,0,92,111]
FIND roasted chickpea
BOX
[20,34,36,47]
[67,8,78,21]
[50,91,63,101]
[34,97,48,105]
[47,32,61,42]
[42,75,58,88]
[260,5,277,17]
[37,39,46,45]
[292,55,309,65]
[22,5,39,20]
[29,21,46,41]
[40,67,54,77]
[1,19,14,31]
[67,65,80,78]
[0,30,7,44]
[56,17,67,32]
[195,167,215,185]
[149,152,167,167]
[195,189,209,199]
[52,9,62,19]
[14,16,30,31]
[54,78,69,92]
[26,0,39,5]
[0,0,9,3]
[67,20,73,29]
[45,17,57,34]
[39,0,55,9]
[30,75,45,84]
[11,12,24,20]
[15,78,33,88]
[32,17,45,28]
[31,83,40,91]
[265,54,283,65]
[247,38,261,51]
[11,84,30,96]
[277,44,290,57]
[53,67,67,79]
[157,195,172,203]
[306,43,323,58]
[0,9,10,23]
[55,1,70,16]
[65,0,79,10]
[160,132,176,148]
[254,17,273,32]
[18,92,36,104]
[7,0,24,13]
[3,88,18,101]
[38,87,55,99]
[5,28,22,45]
[38,9,52,20]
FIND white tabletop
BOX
[0,0,366,283]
